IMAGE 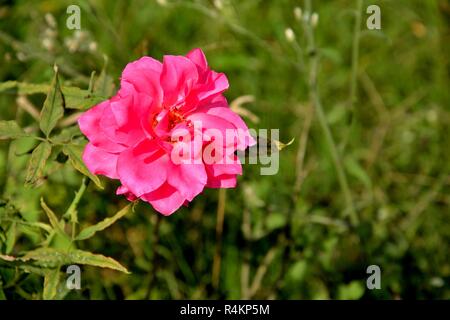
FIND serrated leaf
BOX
[22,248,71,267]
[0,120,30,140]
[1,81,104,110]
[68,250,129,273]
[40,198,68,239]
[43,268,60,300]
[51,126,82,144]
[94,56,114,97]
[18,83,49,95]
[1,248,128,273]
[40,68,64,137]
[52,125,81,144]
[25,141,52,187]
[63,144,103,189]
[76,204,131,241]
[63,87,105,110]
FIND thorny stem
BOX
[341,0,364,152]
[304,0,358,226]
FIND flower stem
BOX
[304,0,358,226]
[342,0,364,151]
[64,177,89,240]
[212,188,226,290]
[146,213,161,299]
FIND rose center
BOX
[152,109,187,130]
[168,109,185,129]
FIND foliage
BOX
[0,0,449,299]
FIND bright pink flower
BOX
[78,48,255,215]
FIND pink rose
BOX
[78,48,255,215]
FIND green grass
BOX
[0,0,449,299]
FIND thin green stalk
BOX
[64,177,89,239]
[146,214,161,300]
[304,0,358,226]
[212,188,226,290]
[342,0,364,151]
[1,140,12,197]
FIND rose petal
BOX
[161,55,198,107]
[117,139,168,197]
[141,183,186,216]
[206,173,237,188]
[78,100,126,153]
[82,143,119,179]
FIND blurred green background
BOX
[0,0,449,299]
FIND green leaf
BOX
[1,80,104,110]
[265,212,287,231]
[337,281,365,300]
[63,144,103,189]
[1,248,129,273]
[5,222,16,255]
[51,126,82,144]
[94,56,114,97]
[22,248,70,268]
[76,204,131,241]
[43,268,60,300]
[25,141,52,187]
[288,260,308,282]
[18,83,49,95]
[40,198,68,239]
[63,87,105,110]
[68,250,129,273]
[40,67,64,137]
[344,157,372,187]
[0,80,17,93]
[0,120,30,140]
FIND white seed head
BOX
[156,0,167,6]
[294,7,302,21]
[42,38,54,51]
[16,52,26,62]
[44,13,57,28]
[213,0,224,10]
[311,12,319,27]
[303,11,310,23]
[65,38,78,53]
[45,28,58,39]
[74,30,87,40]
[89,41,98,52]
[284,28,295,42]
